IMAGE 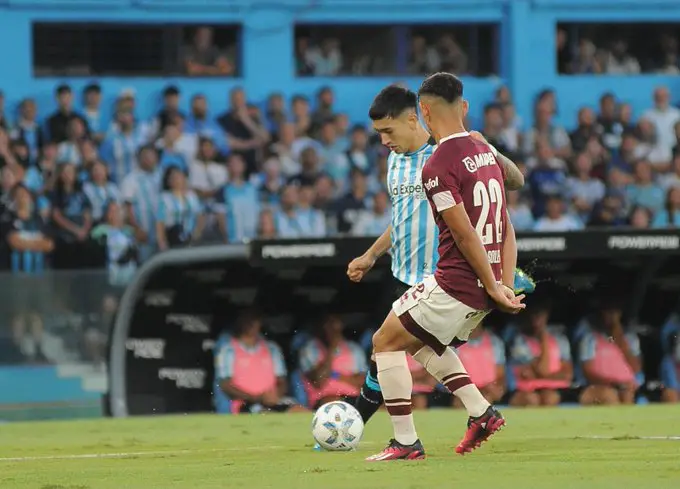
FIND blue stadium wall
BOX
[0,0,679,128]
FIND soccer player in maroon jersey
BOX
[366,73,525,462]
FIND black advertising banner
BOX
[250,229,680,267]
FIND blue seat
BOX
[660,315,679,391]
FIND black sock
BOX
[354,360,383,424]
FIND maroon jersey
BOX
[422,132,507,310]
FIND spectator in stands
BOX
[56,118,86,166]
[10,99,42,164]
[597,93,624,150]
[556,28,571,74]
[299,314,367,408]
[10,139,30,169]
[189,137,228,206]
[534,195,583,232]
[334,168,370,234]
[317,119,348,188]
[270,122,301,178]
[629,206,652,229]
[507,190,535,231]
[589,188,628,227]
[341,125,371,174]
[307,38,343,76]
[456,324,507,406]
[510,302,573,407]
[570,107,602,154]
[334,113,350,149]
[157,122,189,174]
[291,95,312,138]
[572,38,602,74]
[121,145,161,261]
[566,152,606,223]
[183,26,234,76]
[636,118,672,171]
[265,93,288,139]
[295,36,315,76]
[82,83,105,144]
[91,201,138,287]
[218,88,270,175]
[50,163,93,269]
[499,102,522,153]
[660,153,680,190]
[7,183,53,272]
[610,132,645,176]
[216,154,259,243]
[618,103,635,133]
[314,174,335,213]
[151,85,184,140]
[643,87,680,158]
[527,140,567,216]
[312,87,336,134]
[408,35,440,75]
[367,151,388,195]
[657,52,680,74]
[523,103,571,160]
[481,104,507,154]
[274,184,303,238]
[652,186,680,228]
[185,94,228,155]
[156,166,204,250]
[46,84,88,144]
[215,311,305,414]
[437,33,468,74]
[604,40,641,74]
[83,161,121,223]
[256,158,284,206]
[99,110,140,184]
[297,184,326,237]
[579,300,642,405]
[257,208,277,239]
[290,147,322,187]
[352,190,390,237]
[626,160,665,216]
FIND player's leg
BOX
[352,355,384,423]
[366,310,426,461]
[661,388,678,403]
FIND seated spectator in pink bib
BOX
[455,325,507,406]
[299,315,367,408]
[214,311,306,414]
[510,302,573,407]
[578,301,642,405]
[407,353,438,409]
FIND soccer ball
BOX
[311,401,364,451]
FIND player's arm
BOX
[440,205,500,293]
[347,225,391,282]
[469,131,524,190]
[501,211,517,290]
[365,225,392,260]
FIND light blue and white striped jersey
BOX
[386,142,438,286]
[83,181,121,221]
[120,168,162,242]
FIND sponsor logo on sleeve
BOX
[423,176,439,191]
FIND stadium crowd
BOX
[0,81,678,278]
[213,302,680,414]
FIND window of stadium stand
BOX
[556,23,680,75]
[32,24,241,77]
[294,24,497,76]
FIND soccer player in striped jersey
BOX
[346,85,533,427]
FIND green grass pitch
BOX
[1,405,679,489]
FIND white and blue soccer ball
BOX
[311,401,364,451]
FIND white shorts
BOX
[392,275,489,355]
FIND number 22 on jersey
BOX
[472,178,503,245]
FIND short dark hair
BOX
[163,85,180,98]
[84,83,101,94]
[418,72,463,104]
[55,84,71,96]
[368,85,417,120]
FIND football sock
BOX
[413,346,490,417]
[375,351,418,446]
[353,359,384,424]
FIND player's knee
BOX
[538,390,561,407]
[661,388,679,403]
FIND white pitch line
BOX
[577,435,680,441]
[0,445,284,463]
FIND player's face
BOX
[372,111,418,154]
